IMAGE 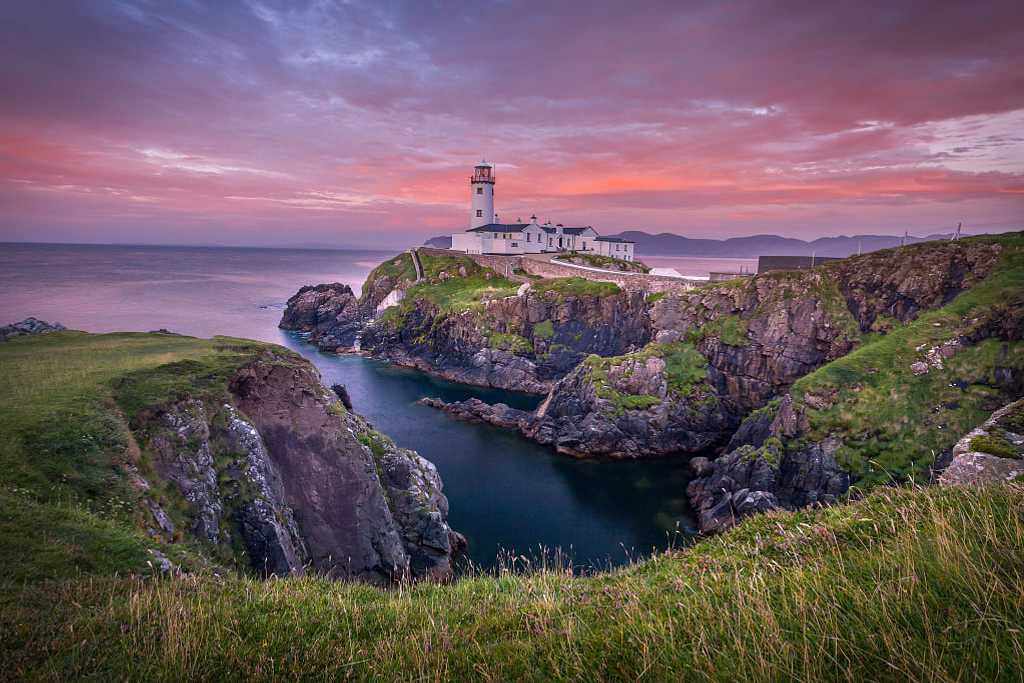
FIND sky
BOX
[1,0,1022,249]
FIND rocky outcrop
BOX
[523,239,1007,458]
[417,397,534,431]
[1,317,65,341]
[939,399,1024,487]
[133,351,461,584]
[278,283,367,351]
[228,355,462,583]
[361,287,651,393]
[686,438,850,534]
[830,240,1001,330]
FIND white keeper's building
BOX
[450,162,635,261]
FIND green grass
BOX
[363,253,418,294]
[532,319,554,340]
[2,484,1023,681]
[971,434,1020,459]
[417,251,485,280]
[0,331,294,581]
[583,341,709,415]
[645,291,667,305]
[688,314,751,347]
[532,277,621,299]
[792,233,1024,486]
[489,332,533,354]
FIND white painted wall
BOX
[452,233,482,254]
[470,170,495,229]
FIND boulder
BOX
[0,317,65,341]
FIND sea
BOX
[0,243,754,572]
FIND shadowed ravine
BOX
[280,334,699,572]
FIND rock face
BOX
[134,352,462,583]
[0,317,65,341]
[278,283,366,351]
[525,239,1005,458]
[361,287,652,393]
[685,438,850,533]
[417,397,533,431]
[939,399,1024,487]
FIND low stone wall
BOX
[519,257,698,294]
[420,247,698,293]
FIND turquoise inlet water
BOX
[1,242,700,571]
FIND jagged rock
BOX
[331,383,353,410]
[148,399,226,547]
[131,351,461,584]
[279,283,367,351]
[515,240,1004,458]
[360,287,651,393]
[228,355,461,583]
[146,549,177,575]
[939,399,1024,486]
[0,317,65,341]
[418,397,533,430]
[222,403,308,577]
[686,439,849,534]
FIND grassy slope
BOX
[793,233,1024,486]
[0,332,293,581]
[1,484,1022,681]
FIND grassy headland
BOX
[2,481,1022,681]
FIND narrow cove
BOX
[281,335,700,573]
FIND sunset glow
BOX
[1,1,1022,248]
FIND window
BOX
[512,242,519,247]
[476,187,483,195]
[526,233,531,242]
[616,244,621,251]
[476,210,483,217]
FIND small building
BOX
[594,236,635,262]
[452,161,634,258]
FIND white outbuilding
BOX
[451,162,633,258]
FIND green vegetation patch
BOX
[3,484,1024,681]
[532,277,621,299]
[792,233,1024,486]
[489,332,533,355]
[532,319,554,340]
[364,252,417,287]
[387,273,520,321]
[0,332,282,581]
[584,341,709,415]
[688,314,751,347]
[997,404,1024,433]
[645,291,667,305]
[417,251,485,280]
[970,433,1020,459]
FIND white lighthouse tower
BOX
[469,161,495,229]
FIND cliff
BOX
[528,238,1004,460]
[0,331,461,584]
[417,235,1023,532]
[282,250,652,393]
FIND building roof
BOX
[466,223,531,233]
[595,236,633,244]
[561,226,595,235]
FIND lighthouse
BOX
[469,161,495,229]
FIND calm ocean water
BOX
[1,242,705,571]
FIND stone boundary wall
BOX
[519,257,699,294]
[419,246,699,293]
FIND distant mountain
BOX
[608,231,958,258]
[424,235,452,249]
